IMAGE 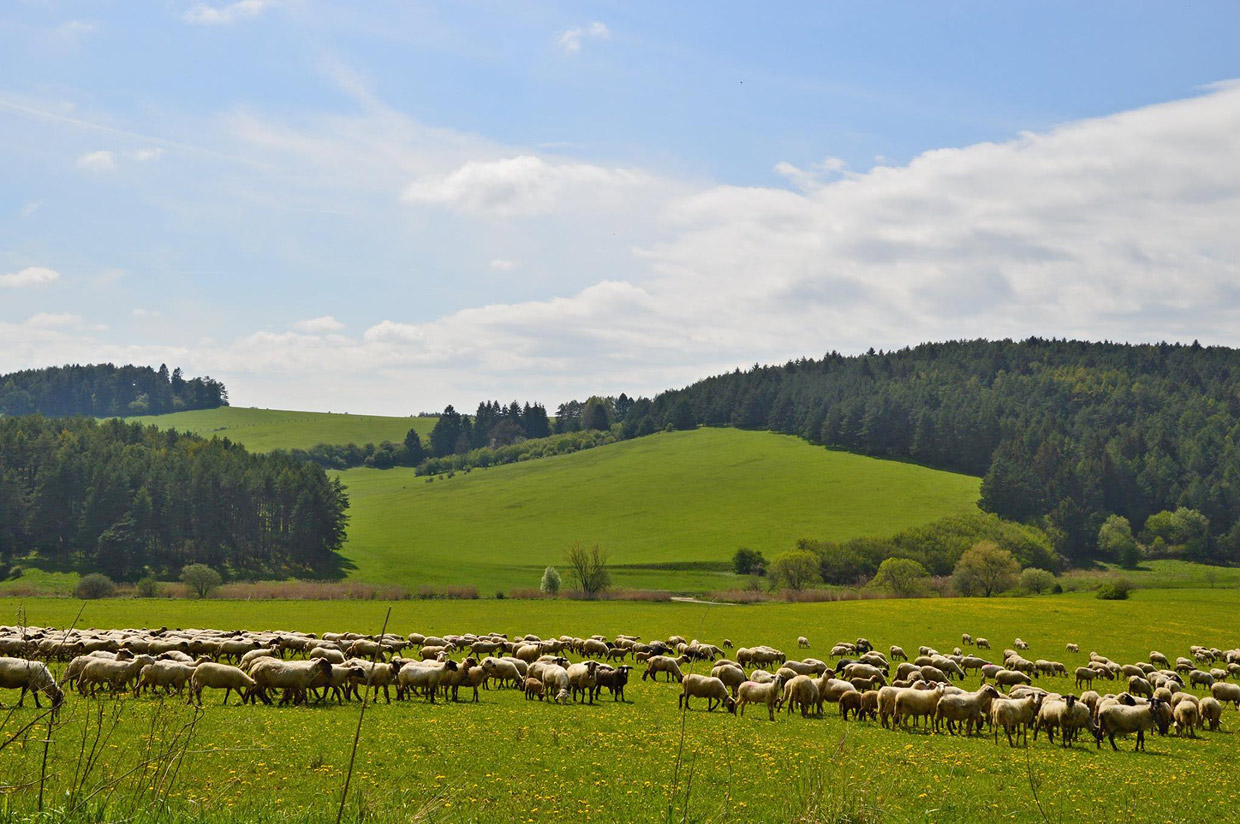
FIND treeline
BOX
[0,363,227,417]
[651,338,1240,565]
[0,416,348,579]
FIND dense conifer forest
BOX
[0,363,227,417]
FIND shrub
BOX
[135,576,160,598]
[564,542,611,599]
[74,573,116,600]
[732,547,767,576]
[1019,567,1057,595]
[1096,577,1133,600]
[870,557,929,598]
[769,550,822,592]
[180,564,222,599]
[952,541,1020,597]
[540,565,562,596]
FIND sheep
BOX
[889,645,908,662]
[541,664,571,705]
[567,661,600,704]
[1174,700,1199,738]
[0,657,63,708]
[346,659,400,703]
[79,655,155,696]
[309,646,346,664]
[249,658,334,706]
[592,665,632,702]
[136,660,197,697]
[990,695,1039,746]
[446,659,488,703]
[1210,681,1240,709]
[239,647,279,671]
[323,664,368,704]
[877,685,902,728]
[1073,667,1096,689]
[1098,698,1165,751]
[782,659,828,676]
[480,657,523,689]
[1065,643,1079,653]
[934,685,1000,736]
[1034,694,1080,746]
[736,676,786,721]
[895,686,943,730]
[187,662,257,706]
[523,677,545,701]
[679,674,737,713]
[710,663,747,697]
[642,656,684,683]
[961,633,973,646]
[994,670,1032,690]
[396,660,458,703]
[1128,676,1153,698]
[842,663,885,683]
[797,636,810,649]
[1200,697,1223,731]
[1189,670,1215,691]
[782,675,819,718]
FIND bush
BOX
[540,565,562,596]
[769,550,822,592]
[1096,577,1133,600]
[135,576,160,598]
[952,541,1020,597]
[1019,567,1057,595]
[74,573,116,600]
[870,557,929,598]
[180,564,222,599]
[732,547,767,576]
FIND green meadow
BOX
[336,428,981,593]
[2,588,1237,823]
[124,407,435,453]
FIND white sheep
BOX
[0,657,63,708]
[736,676,786,721]
[1098,698,1164,751]
[934,684,1000,735]
[782,675,819,717]
[1200,696,1223,731]
[1210,681,1240,708]
[187,662,258,706]
[990,695,1039,746]
[678,674,736,713]
[894,686,943,730]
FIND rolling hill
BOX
[337,427,981,593]
[124,407,435,453]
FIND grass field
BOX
[337,428,981,593]
[2,589,1237,823]
[124,407,436,452]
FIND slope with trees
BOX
[1,363,226,417]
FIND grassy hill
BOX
[338,427,980,593]
[125,407,435,452]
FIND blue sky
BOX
[3,2,1240,413]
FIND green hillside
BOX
[338,427,980,592]
[125,406,435,452]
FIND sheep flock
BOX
[2,624,1238,752]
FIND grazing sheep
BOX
[1065,643,1079,653]
[961,633,973,646]
[566,661,600,704]
[642,656,684,683]
[540,664,571,705]
[1210,681,1240,709]
[1128,676,1154,698]
[1034,695,1081,746]
[994,670,1032,690]
[895,686,943,730]
[1174,700,1200,738]
[889,645,908,662]
[797,636,810,649]
[1189,670,1215,691]
[722,639,733,649]
[523,677,545,701]
[0,657,63,708]
[1200,697,1223,731]
[395,660,458,704]
[78,655,155,697]
[309,646,346,664]
[592,665,632,702]
[136,660,196,697]
[480,657,523,689]
[976,638,991,650]
[990,695,1040,747]
[679,674,737,713]
[934,685,1000,736]
[783,675,820,718]
[711,663,747,697]
[737,676,786,721]
[1074,667,1096,689]
[187,662,257,706]
[1098,698,1164,751]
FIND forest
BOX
[0,416,348,579]
[647,338,1240,564]
[0,363,227,417]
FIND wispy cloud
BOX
[25,312,81,328]
[292,315,345,333]
[183,0,276,26]
[76,149,116,172]
[558,21,610,54]
[0,266,60,288]
[489,259,519,271]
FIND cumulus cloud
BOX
[402,155,647,217]
[558,22,610,54]
[25,312,82,328]
[76,150,116,172]
[292,315,345,333]
[183,0,274,25]
[0,266,60,288]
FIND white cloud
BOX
[489,259,519,270]
[76,150,116,172]
[132,308,161,318]
[558,21,610,54]
[773,156,849,191]
[183,0,274,25]
[0,266,60,288]
[403,154,647,217]
[25,312,82,328]
[133,147,164,162]
[292,315,345,333]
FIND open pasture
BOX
[2,588,1238,823]
[338,428,981,592]
[124,407,434,453]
